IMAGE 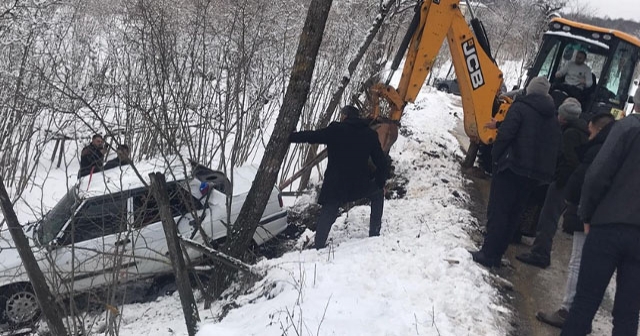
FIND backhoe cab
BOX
[524,18,640,119]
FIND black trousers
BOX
[562,224,640,336]
[530,182,567,259]
[315,186,384,249]
[481,169,537,262]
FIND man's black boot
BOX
[516,252,550,268]
[470,250,500,268]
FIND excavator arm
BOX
[371,0,511,153]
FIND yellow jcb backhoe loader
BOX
[280,0,640,197]
[368,0,640,170]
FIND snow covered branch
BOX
[179,236,264,278]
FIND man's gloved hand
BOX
[484,118,498,130]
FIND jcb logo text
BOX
[462,39,485,90]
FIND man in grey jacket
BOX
[561,89,640,336]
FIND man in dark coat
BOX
[561,90,640,336]
[79,134,106,178]
[562,113,615,234]
[517,97,589,268]
[103,144,132,171]
[536,112,614,329]
[471,77,562,267]
[289,105,390,249]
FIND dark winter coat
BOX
[555,118,589,189]
[492,93,562,183]
[579,115,640,226]
[103,157,132,171]
[562,122,614,233]
[79,144,105,177]
[289,117,390,205]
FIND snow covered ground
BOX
[1,87,512,335]
[90,88,509,336]
[193,90,509,336]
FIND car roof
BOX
[77,158,259,200]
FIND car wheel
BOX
[437,85,450,93]
[0,284,41,328]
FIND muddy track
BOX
[452,121,615,336]
[462,170,572,336]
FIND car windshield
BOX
[37,189,79,245]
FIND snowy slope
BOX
[195,90,509,335]
[1,86,511,335]
[103,88,509,336]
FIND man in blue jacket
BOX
[289,106,390,249]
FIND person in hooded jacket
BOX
[471,77,562,268]
[517,97,589,268]
[536,112,615,329]
[289,105,390,249]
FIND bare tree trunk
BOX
[297,0,395,191]
[0,177,67,335]
[149,173,200,336]
[207,0,334,303]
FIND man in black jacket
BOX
[562,90,640,336]
[472,77,562,267]
[289,106,390,249]
[517,97,589,268]
[536,113,614,329]
[79,134,106,178]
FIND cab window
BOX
[132,182,203,228]
[597,41,639,106]
[63,194,128,244]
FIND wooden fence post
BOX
[149,173,200,336]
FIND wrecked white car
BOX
[0,161,288,328]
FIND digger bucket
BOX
[371,121,399,154]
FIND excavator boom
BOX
[280,1,640,193]
[371,0,509,152]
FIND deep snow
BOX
[1,86,512,335]
[190,89,511,336]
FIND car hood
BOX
[0,248,26,273]
[0,230,39,273]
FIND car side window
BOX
[132,182,204,228]
[64,194,127,244]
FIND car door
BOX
[46,193,134,294]
[128,181,205,277]
[452,79,460,95]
